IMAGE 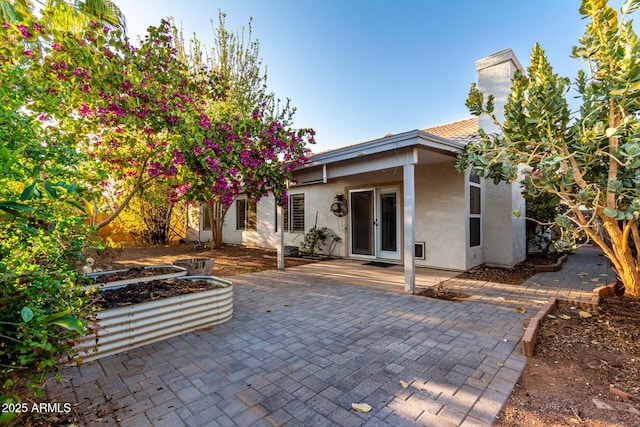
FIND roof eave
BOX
[303,130,465,168]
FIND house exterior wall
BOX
[483,182,526,267]
[217,186,348,257]
[210,160,472,271]
[414,161,468,270]
[223,194,276,248]
[286,182,348,257]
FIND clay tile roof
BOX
[421,117,480,144]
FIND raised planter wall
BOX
[85,265,187,290]
[76,276,233,362]
[521,279,620,356]
[173,258,214,276]
[533,253,569,273]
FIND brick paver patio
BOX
[47,246,612,426]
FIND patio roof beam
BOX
[277,202,285,270]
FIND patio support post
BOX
[277,204,285,270]
[403,163,416,293]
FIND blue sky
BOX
[118,1,628,153]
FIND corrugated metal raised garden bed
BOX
[76,273,232,363]
[85,265,187,290]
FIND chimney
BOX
[475,49,527,268]
[475,49,523,133]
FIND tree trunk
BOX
[207,201,227,249]
[597,215,640,298]
[96,155,154,230]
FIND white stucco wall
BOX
[223,195,276,248]
[287,183,348,257]
[413,162,468,270]
[196,197,281,248]
[483,182,526,267]
[217,188,348,257]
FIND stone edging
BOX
[533,253,569,273]
[521,279,619,356]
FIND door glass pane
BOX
[380,192,397,252]
[351,191,373,255]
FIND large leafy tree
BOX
[172,11,311,247]
[458,0,640,297]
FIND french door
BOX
[349,187,401,260]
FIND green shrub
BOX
[0,195,96,423]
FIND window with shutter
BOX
[284,194,305,233]
[236,200,246,230]
[290,194,305,232]
[203,204,213,230]
[236,199,257,231]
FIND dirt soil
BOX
[417,287,470,302]
[95,278,224,309]
[77,246,639,426]
[496,295,640,427]
[89,266,182,284]
[88,242,314,276]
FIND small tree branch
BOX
[559,146,588,190]
[622,218,637,261]
[96,154,154,229]
[607,97,620,208]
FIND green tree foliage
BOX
[457,0,640,297]
[0,0,126,33]
[0,23,95,420]
[0,2,120,419]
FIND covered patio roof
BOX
[297,131,461,183]
[277,118,480,294]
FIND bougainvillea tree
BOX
[1,11,315,416]
[178,109,315,247]
[57,20,219,229]
[457,0,640,297]
[171,12,313,247]
[5,13,315,237]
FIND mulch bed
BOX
[95,278,223,309]
[417,287,470,302]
